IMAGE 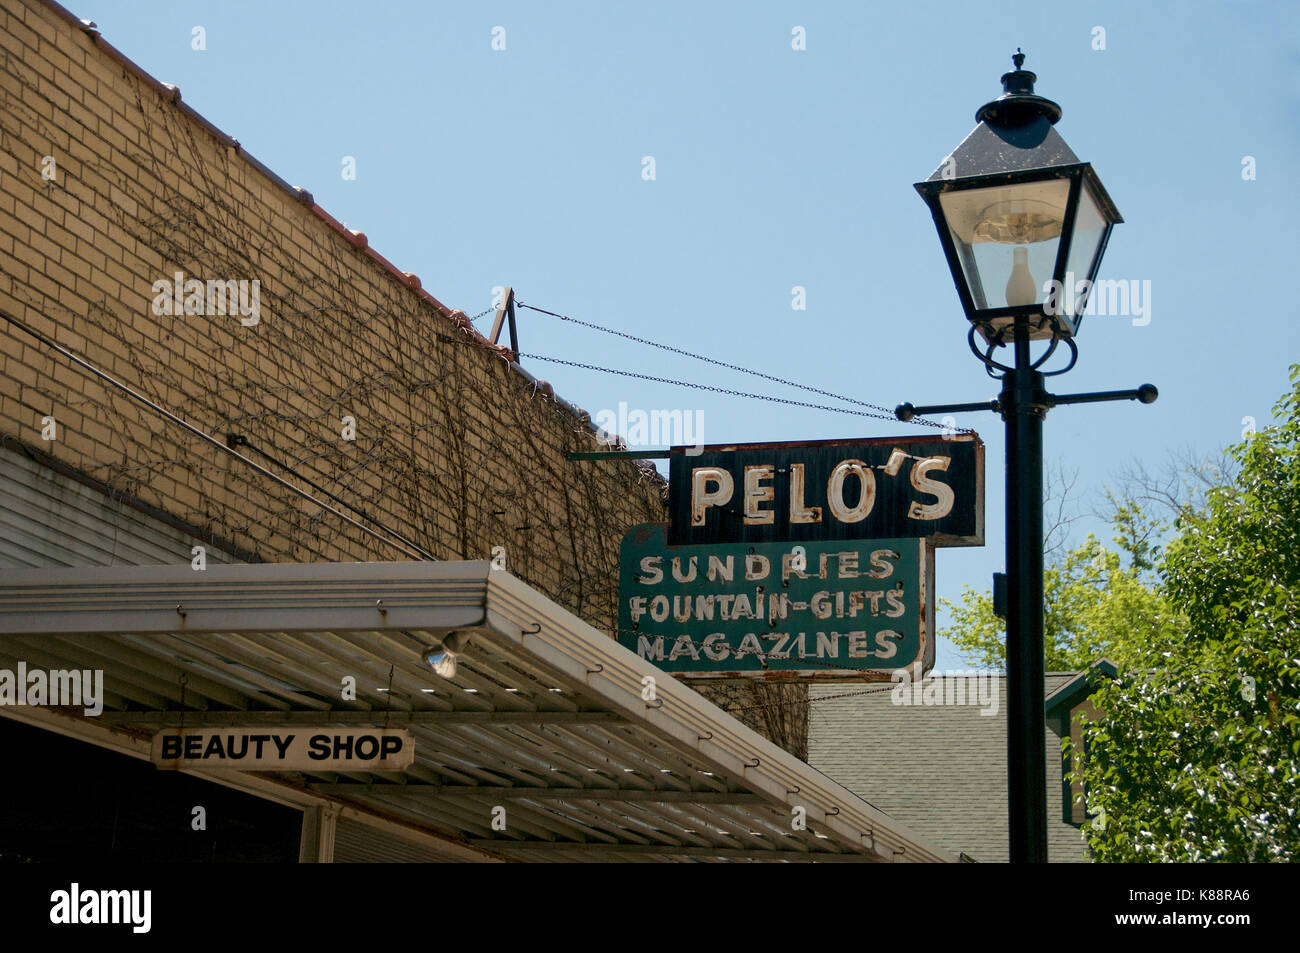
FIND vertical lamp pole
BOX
[897,51,1157,863]
[1003,316,1048,862]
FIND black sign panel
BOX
[667,434,983,547]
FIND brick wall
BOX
[0,0,806,756]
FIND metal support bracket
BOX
[488,286,520,361]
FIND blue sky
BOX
[83,0,1300,669]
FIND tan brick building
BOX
[0,0,812,758]
[1,0,669,608]
[0,0,909,864]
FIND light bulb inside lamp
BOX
[1005,247,1037,308]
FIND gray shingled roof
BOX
[808,675,1091,863]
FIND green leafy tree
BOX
[1079,367,1300,861]
[943,533,1182,672]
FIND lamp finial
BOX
[975,48,1062,127]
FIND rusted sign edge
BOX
[666,432,984,456]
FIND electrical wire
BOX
[229,435,438,560]
[2,308,434,562]
[517,300,961,430]
[519,353,914,421]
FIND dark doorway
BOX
[0,717,301,862]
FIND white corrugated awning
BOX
[0,560,954,862]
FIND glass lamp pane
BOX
[939,178,1071,310]
[1060,180,1108,319]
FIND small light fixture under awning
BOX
[424,631,469,679]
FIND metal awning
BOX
[0,560,954,862]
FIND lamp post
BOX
[897,51,1157,864]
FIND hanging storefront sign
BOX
[617,523,934,679]
[150,727,414,772]
[667,434,983,547]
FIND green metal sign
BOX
[617,523,934,680]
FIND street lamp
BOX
[897,51,1158,864]
[914,50,1122,344]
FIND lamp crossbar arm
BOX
[895,383,1156,422]
[1047,384,1158,408]
[894,399,1000,421]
